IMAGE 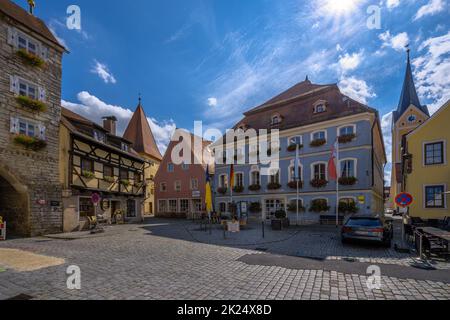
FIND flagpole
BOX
[336,139,340,228]
[296,144,299,226]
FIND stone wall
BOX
[0,13,64,236]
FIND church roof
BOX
[123,99,163,161]
[394,50,429,122]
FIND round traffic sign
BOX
[395,193,413,208]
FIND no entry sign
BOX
[395,193,413,208]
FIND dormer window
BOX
[94,130,105,143]
[313,100,327,114]
[121,142,129,152]
[272,115,280,125]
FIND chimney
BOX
[102,116,117,136]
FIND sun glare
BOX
[322,0,360,15]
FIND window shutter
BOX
[39,44,49,60]
[7,27,17,46]
[10,117,19,134]
[10,75,19,93]
[38,87,46,101]
[38,125,46,140]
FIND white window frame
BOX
[17,32,39,55]
[93,130,106,143]
[18,78,38,99]
[158,200,167,213]
[313,100,328,114]
[160,182,167,192]
[422,140,447,167]
[168,199,178,213]
[250,166,260,186]
[17,118,38,137]
[423,184,447,210]
[174,180,181,192]
[180,199,190,213]
[219,174,228,188]
[311,130,327,142]
[190,178,198,190]
[337,124,357,137]
[311,161,328,180]
[288,135,303,146]
[271,114,281,125]
[234,172,244,187]
[288,160,303,182]
[339,158,358,178]
[121,142,129,152]
[268,168,280,184]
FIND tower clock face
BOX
[407,115,416,123]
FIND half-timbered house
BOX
[59,108,146,232]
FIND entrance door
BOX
[0,175,29,237]
[265,199,285,220]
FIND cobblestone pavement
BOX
[0,218,449,300]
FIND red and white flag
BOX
[328,140,338,181]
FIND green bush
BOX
[339,201,359,214]
[309,199,331,213]
[82,170,95,179]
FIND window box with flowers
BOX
[310,178,328,188]
[267,182,282,190]
[287,181,303,189]
[338,133,356,144]
[120,179,131,187]
[13,134,46,151]
[16,49,45,68]
[339,201,359,214]
[103,176,115,183]
[248,184,261,191]
[217,187,228,195]
[16,95,47,112]
[287,201,305,213]
[309,200,331,213]
[338,176,357,186]
[82,170,95,179]
[287,144,303,152]
[233,185,244,193]
[310,138,327,147]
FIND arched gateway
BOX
[0,164,30,237]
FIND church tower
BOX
[390,49,430,210]
[123,97,163,215]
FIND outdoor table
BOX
[416,227,450,259]
[422,227,450,242]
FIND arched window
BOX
[271,114,282,125]
[339,125,355,136]
[311,162,327,180]
[312,130,327,141]
[219,174,228,188]
[340,159,357,178]
[289,162,303,182]
[313,100,327,114]
[234,172,244,187]
[268,168,280,184]
[250,166,260,186]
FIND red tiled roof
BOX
[0,0,65,50]
[123,102,163,161]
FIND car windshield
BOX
[346,218,382,227]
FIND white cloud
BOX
[414,0,446,21]
[207,97,218,107]
[379,31,410,51]
[62,91,176,154]
[413,31,450,114]
[336,44,343,52]
[386,0,401,9]
[91,60,117,84]
[338,51,363,73]
[338,76,376,104]
[381,112,393,185]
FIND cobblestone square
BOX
[0,218,449,300]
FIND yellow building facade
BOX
[403,100,450,218]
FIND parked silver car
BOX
[341,215,394,247]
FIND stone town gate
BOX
[0,163,30,237]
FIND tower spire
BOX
[394,47,429,121]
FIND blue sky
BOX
[15,0,450,180]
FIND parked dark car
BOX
[341,215,394,247]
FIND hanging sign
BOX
[91,193,101,205]
[395,193,413,208]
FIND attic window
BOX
[314,104,326,114]
[121,142,129,152]
[271,114,282,125]
[94,130,106,143]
